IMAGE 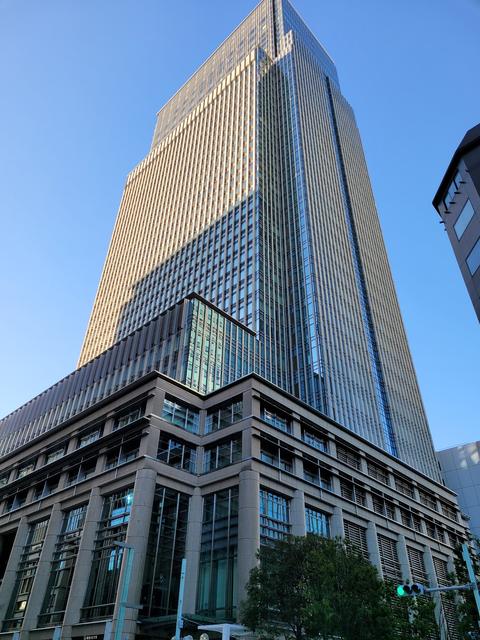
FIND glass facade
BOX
[203,437,242,473]
[162,396,200,434]
[157,433,197,473]
[1,1,441,480]
[197,487,238,620]
[82,488,133,620]
[39,505,87,626]
[259,489,290,543]
[141,487,189,618]
[3,519,49,631]
[205,397,243,434]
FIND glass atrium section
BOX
[3,519,49,631]
[197,487,238,620]
[39,505,87,626]
[141,487,189,619]
[82,488,133,620]
[0,296,256,459]
[259,489,290,543]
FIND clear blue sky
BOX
[0,0,478,450]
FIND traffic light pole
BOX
[462,542,480,621]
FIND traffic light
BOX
[396,582,426,597]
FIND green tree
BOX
[240,535,391,640]
[240,535,441,640]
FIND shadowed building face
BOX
[78,0,439,479]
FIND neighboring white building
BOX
[438,442,480,541]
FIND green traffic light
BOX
[397,584,407,597]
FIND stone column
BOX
[241,426,252,460]
[330,506,344,539]
[397,534,412,581]
[366,521,383,577]
[61,487,103,639]
[20,503,63,637]
[290,489,306,536]
[237,469,260,609]
[139,418,161,459]
[0,517,29,624]
[111,468,157,640]
[183,488,203,614]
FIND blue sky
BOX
[0,0,478,450]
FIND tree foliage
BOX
[240,535,439,640]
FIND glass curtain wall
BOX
[38,505,87,626]
[140,487,189,618]
[81,488,133,620]
[3,519,49,631]
[197,487,238,620]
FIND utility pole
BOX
[175,558,187,640]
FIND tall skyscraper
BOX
[0,3,467,638]
[78,0,438,479]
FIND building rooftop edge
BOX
[432,122,480,210]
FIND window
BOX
[302,428,328,453]
[340,478,366,506]
[337,444,361,469]
[372,494,396,520]
[440,501,457,521]
[395,475,414,498]
[162,396,199,433]
[261,404,291,434]
[454,199,475,239]
[65,456,97,487]
[344,520,368,560]
[260,440,293,473]
[33,475,60,500]
[82,489,133,620]
[77,425,103,449]
[259,490,290,543]
[157,433,197,473]
[197,488,238,619]
[0,472,9,487]
[467,238,480,275]
[418,489,437,510]
[377,535,402,582]
[39,505,87,626]
[104,436,140,470]
[303,460,332,490]
[203,436,241,473]
[205,397,243,433]
[4,489,28,513]
[45,446,66,465]
[113,402,146,431]
[305,507,330,537]
[367,461,389,485]
[2,519,49,631]
[17,460,36,479]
